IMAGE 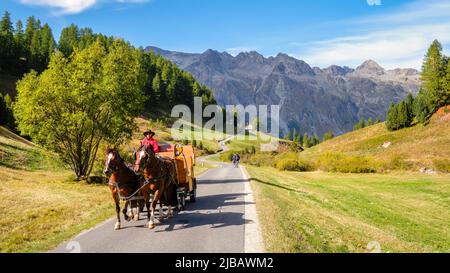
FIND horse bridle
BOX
[136,148,176,186]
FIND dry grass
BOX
[0,127,114,252]
[301,115,450,171]
[0,167,114,253]
[247,166,450,253]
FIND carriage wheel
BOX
[190,188,196,203]
[177,192,186,211]
[190,178,197,203]
[181,194,186,210]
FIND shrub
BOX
[317,152,377,173]
[386,156,413,170]
[246,153,275,167]
[276,158,313,172]
[433,159,450,172]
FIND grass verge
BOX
[246,165,450,253]
[0,167,114,252]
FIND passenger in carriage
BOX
[141,129,159,153]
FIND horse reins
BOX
[110,149,174,201]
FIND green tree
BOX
[414,90,433,124]
[284,130,291,141]
[24,16,37,48]
[152,73,162,102]
[58,24,79,57]
[397,101,409,129]
[417,40,446,120]
[312,134,320,147]
[386,102,397,131]
[442,59,450,106]
[303,133,310,148]
[39,23,56,67]
[375,116,381,124]
[292,128,297,142]
[14,39,146,179]
[0,11,15,70]
[13,19,26,70]
[353,117,366,130]
[0,93,15,129]
[29,28,41,70]
[323,130,334,141]
[404,93,415,121]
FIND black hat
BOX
[143,129,155,137]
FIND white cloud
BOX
[17,0,151,15]
[296,0,450,69]
[367,0,381,6]
[19,0,97,14]
[226,47,258,56]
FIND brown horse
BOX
[134,144,178,229]
[104,148,141,230]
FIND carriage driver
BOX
[141,129,159,153]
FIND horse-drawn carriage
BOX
[157,143,197,209]
[104,142,197,230]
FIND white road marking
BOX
[240,165,265,253]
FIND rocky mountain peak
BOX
[355,60,385,75]
[272,53,315,75]
[324,65,354,76]
[236,51,266,64]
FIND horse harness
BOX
[108,156,176,201]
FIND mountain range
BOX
[146,46,421,137]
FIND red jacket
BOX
[141,138,159,153]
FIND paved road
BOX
[54,161,255,253]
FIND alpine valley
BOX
[146,46,421,137]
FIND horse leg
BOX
[159,200,164,220]
[133,199,140,221]
[123,200,131,222]
[127,200,136,220]
[148,190,161,229]
[167,205,173,218]
[142,188,152,227]
[114,194,121,230]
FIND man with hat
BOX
[141,129,159,153]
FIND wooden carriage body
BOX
[157,144,196,192]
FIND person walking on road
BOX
[232,153,240,168]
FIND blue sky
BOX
[2,0,450,69]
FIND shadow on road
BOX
[198,178,246,185]
[193,192,253,210]
[157,211,252,232]
[147,192,254,232]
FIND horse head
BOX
[133,144,155,173]
[104,148,123,176]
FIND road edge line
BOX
[240,165,265,253]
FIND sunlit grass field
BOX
[246,165,450,253]
[0,128,114,252]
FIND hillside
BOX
[300,106,450,172]
[0,127,113,252]
[146,46,420,137]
